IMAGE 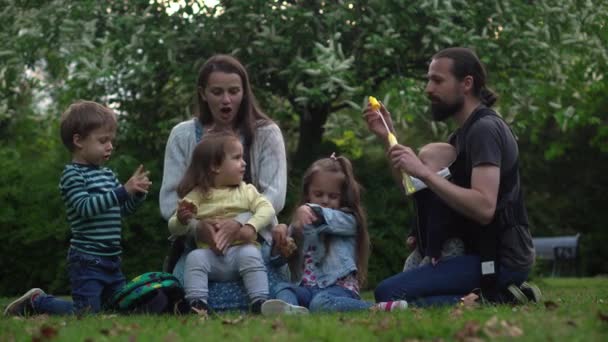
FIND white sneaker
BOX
[261,299,309,316]
[3,288,45,316]
[373,300,408,311]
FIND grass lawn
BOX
[1,277,607,341]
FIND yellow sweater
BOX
[168,182,275,240]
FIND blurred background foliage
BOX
[1,0,606,294]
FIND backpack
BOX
[108,272,186,314]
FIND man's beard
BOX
[429,96,464,121]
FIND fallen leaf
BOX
[191,306,209,321]
[450,307,464,319]
[100,314,118,319]
[271,319,286,331]
[482,316,523,338]
[31,314,50,322]
[164,331,179,342]
[410,307,424,320]
[544,301,559,310]
[500,320,523,337]
[460,293,480,308]
[222,316,244,325]
[454,320,481,341]
[40,325,58,339]
[374,316,393,331]
[566,320,577,327]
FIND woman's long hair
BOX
[177,132,240,198]
[289,156,370,287]
[196,54,272,148]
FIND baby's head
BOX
[60,101,117,165]
[178,132,244,197]
[418,142,456,172]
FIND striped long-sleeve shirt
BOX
[60,163,146,256]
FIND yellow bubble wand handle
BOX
[369,96,416,195]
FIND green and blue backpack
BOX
[107,272,186,314]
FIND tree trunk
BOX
[295,104,329,167]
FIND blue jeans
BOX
[33,248,125,315]
[274,283,372,313]
[374,255,529,307]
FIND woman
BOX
[159,54,288,311]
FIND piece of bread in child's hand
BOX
[279,237,297,257]
[178,198,197,213]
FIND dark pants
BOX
[33,248,125,315]
[375,255,528,307]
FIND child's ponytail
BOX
[334,155,370,287]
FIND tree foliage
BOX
[0,0,606,294]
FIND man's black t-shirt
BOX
[448,106,535,271]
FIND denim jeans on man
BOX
[275,283,372,312]
[374,255,528,307]
[33,248,125,315]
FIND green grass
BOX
[2,278,607,341]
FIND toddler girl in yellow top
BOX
[168,132,275,314]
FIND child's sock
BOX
[373,300,408,312]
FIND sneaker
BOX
[3,288,45,316]
[520,282,542,303]
[189,299,209,314]
[506,284,528,304]
[373,300,408,312]
[250,299,266,314]
[261,299,309,316]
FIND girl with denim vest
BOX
[261,155,408,315]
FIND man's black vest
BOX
[448,106,528,300]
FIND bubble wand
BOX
[369,96,416,195]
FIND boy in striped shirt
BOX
[4,101,151,316]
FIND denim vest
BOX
[298,204,358,288]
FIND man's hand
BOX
[124,165,152,195]
[388,144,432,179]
[363,101,395,142]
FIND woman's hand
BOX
[388,144,431,179]
[363,101,395,141]
[214,219,243,253]
[271,224,288,256]
[196,219,221,255]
